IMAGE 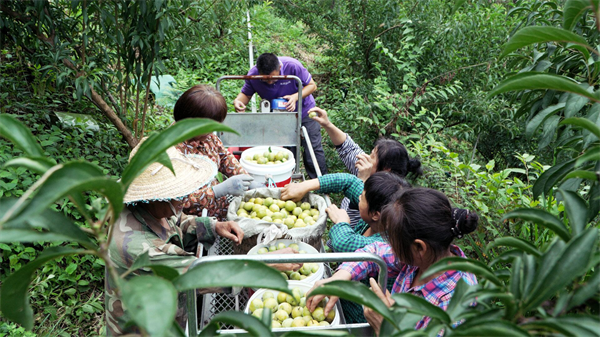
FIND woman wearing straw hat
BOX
[105,143,244,336]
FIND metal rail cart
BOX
[186,250,384,336]
[184,75,376,335]
[215,75,305,175]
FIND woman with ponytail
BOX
[306,188,479,336]
[307,107,422,227]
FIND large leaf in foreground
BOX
[173,260,290,294]
[487,237,541,257]
[502,209,570,242]
[568,268,600,310]
[392,293,451,324]
[561,117,600,140]
[0,247,83,329]
[521,315,600,336]
[120,118,237,188]
[308,280,397,326]
[120,275,178,337]
[557,189,588,235]
[487,72,598,103]
[500,26,591,59]
[563,0,600,31]
[532,158,577,199]
[525,228,598,311]
[0,162,123,226]
[0,198,96,248]
[3,157,56,174]
[126,250,180,281]
[421,257,503,287]
[452,320,529,336]
[0,114,44,157]
[199,311,273,337]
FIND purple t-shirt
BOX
[241,56,315,118]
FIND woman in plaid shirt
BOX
[281,171,410,323]
[307,188,479,336]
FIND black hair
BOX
[374,138,423,178]
[256,53,280,75]
[173,85,227,123]
[382,188,478,265]
[364,172,411,215]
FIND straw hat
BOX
[123,139,217,204]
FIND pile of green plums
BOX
[249,287,335,328]
[244,150,289,165]
[237,197,320,228]
[256,242,319,280]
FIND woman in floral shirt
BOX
[174,85,258,220]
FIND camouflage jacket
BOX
[105,205,217,336]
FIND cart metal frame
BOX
[215,75,304,173]
[186,244,385,336]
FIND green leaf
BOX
[281,330,352,337]
[3,157,56,174]
[445,279,478,319]
[539,115,561,149]
[533,159,577,198]
[126,250,180,281]
[568,269,600,310]
[575,145,600,167]
[525,103,564,137]
[0,247,82,329]
[564,87,591,118]
[391,293,451,324]
[121,275,178,337]
[525,228,598,310]
[502,208,570,242]
[563,169,599,181]
[201,311,273,337]
[173,260,290,294]
[521,315,600,336]
[420,257,504,287]
[452,320,529,336]
[557,189,588,235]
[0,199,96,249]
[307,280,398,327]
[561,117,600,140]
[0,115,44,157]
[0,162,123,227]
[121,118,237,188]
[486,237,541,257]
[488,73,599,103]
[563,0,597,31]
[500,26,591,60]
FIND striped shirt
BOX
[335,134,365,227]
[339,242,478,330]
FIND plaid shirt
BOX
[335,134,365,227]
[339,242,478,330]
[317,173,384,253]
[317,173,394,323]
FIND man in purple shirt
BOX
[233,53,327,179]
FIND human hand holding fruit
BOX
[234,99,247,112]
[364,277,394,336]
[280,182,310,203]
[214,221,244,244]
[307,107,331,127]
[325,204,350,225]
[264,247,302,272]
[306,270,352,316]
[283,94,298,112]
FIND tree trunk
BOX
[89,88,138,148]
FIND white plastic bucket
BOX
[240,146,295,187]
[244,281,341,328]
[247,239,324,285]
